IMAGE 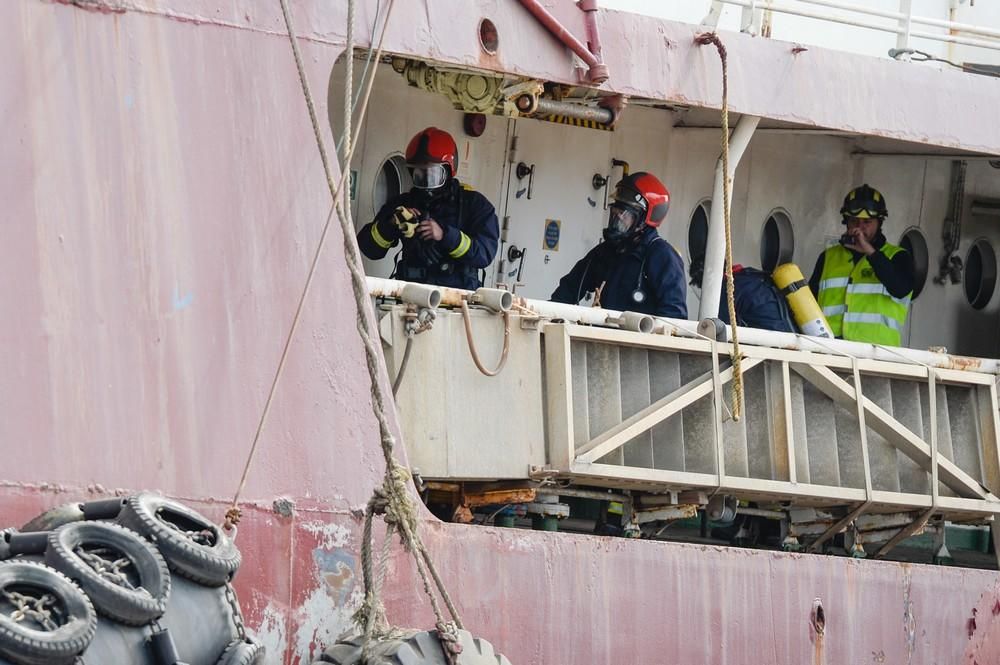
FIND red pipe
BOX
[579,0,604,66]
[517,0,609,83]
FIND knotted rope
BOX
[696,32,744,421]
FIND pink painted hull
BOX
[2,1,999,663]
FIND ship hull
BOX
[3,1,999,663]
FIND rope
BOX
[459,301,511,377]
[223,0,385,532]
[272,0,465,655]
[343,0,355,211]
[696,32,743,421]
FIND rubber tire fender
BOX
[0,530,13,562]
[20,503,84,533]
[45,521,170,625]
[315,629,513,665]
[0,561,97,665]
[117,492,241,587]
[216,638,266,665]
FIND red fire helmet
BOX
[405,127,458,177]
[613,172,670,228]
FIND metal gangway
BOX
[371,277,1000,554]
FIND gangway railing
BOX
[369,277,1000,552]
[542,321,999,519]
[704,0,1000,55]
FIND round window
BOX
[899,228,929,300]
[964,239,997,310]
[479,18,499,55]
[373,154,411,215]
[760,210,794,273]
[688,201,710,263]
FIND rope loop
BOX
[222,506,242,534]
[459,300,511,377]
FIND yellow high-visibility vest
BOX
[816,243,911,346]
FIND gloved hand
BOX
[392,206,420,238]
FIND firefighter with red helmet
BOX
[357,127,499,290]
[551,171,687,319]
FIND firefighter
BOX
[687,257,796,332]
[808,184,914,346]
[357,127,499,290]
[551,172,687,319]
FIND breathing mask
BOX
[410,163,448,191]
[603,201,643,246]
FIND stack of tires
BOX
[0,492,264,665]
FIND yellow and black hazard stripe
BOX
[539,114,614,132]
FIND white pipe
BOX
[698,114,760,321]
[908,28,1000,53]
[716,0,1000,52]
[366,276,1000,374]
[797,0,1000,42]
[896,0,913,54]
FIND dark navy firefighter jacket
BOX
[719,266,796,333]
[551,228,688,319]
[357,179,499,290]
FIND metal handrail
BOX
[712,0,1000,54]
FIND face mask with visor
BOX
[603,196,645,245]
[410,163,449,190]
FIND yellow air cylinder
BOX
[772,263,834,339]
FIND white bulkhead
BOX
[336,39,1000,358]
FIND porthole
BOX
[688,201,710,263]
[760,209,794,273]
[373,154,410,215]
[899,227,929,300]
[479,18,499,55]
[964,239,997,310]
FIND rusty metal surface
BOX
[4,489,998,664]
[1,2,999,664]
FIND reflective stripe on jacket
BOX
[817,243,911,345]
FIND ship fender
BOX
[0,530,13,562]
[44,521,171,625]
[314,629,512,665]
[118,492,241,587]
[217,637,266,665]
[19,503,84,533]
[0,561,98,665]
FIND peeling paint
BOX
[313,548,356,607]
[293,579,363,664]
[300,521,352,550]
[250,602,288,663]
[903,568,916,665]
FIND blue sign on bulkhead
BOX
[543,219,561,251]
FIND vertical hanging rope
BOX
[696,32,744,422]
[222,0,370,533]
[270,2,466,662]
[342,0,355,210]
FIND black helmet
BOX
[840,184,888,222]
